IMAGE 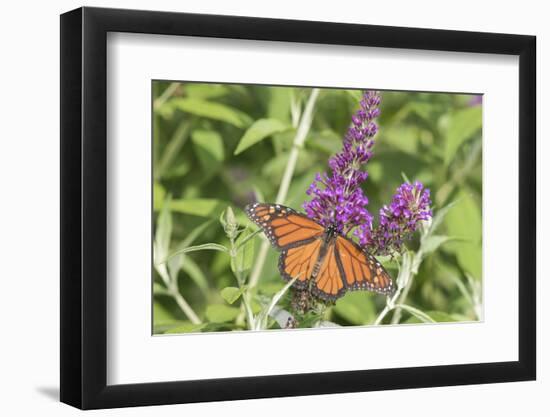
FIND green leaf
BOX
[170,97,252,128]
[444,106,482,166]
[220,286,246,304]
[267,88,293,122]
[333,292,376,325]
[444,192,482,279]
[155,197,172,258]
[153,197,172,284]
[230,229,255,281]
[169,198,227,218]
[192,130,225,171]
[234,118,290,155]
[421,235,452,255]
[206,305,241,323]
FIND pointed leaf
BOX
[421,235,452,255]
[234,118,290,155]
[170,97,252,128]
[192,130,225,170]
[169,198,227,218]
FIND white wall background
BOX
[0,0,545,415]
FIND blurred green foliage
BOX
[152,82,482,334]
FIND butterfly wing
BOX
[246,203,325,289]
[311,241,346,300]
[245,203,325,249]
[335,236,394,295]
[278,239,323,288]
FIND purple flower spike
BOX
[303,91,381,239]
[368,181,432,255]
[303,90,432,256]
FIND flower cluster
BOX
[303,91,381,243]
[368,181,432,255]
[303,90,432,254]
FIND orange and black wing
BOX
[278,239,323,289]
[311,242,346,300]
[245,203,325,249]
[246,203,325,289]
[335,236,394,295]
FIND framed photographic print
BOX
[60,6,536,410]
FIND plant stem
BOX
[390,244,425,324]
[153,82,179,110]
[390,262,416,324]
[248,88,320,290]
[168,287,201,325]
[373,289,402,326]
[374,251,416,326]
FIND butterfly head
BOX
[324,223,339,243]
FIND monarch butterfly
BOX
[245,202,394,301]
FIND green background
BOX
[152,82,482,334]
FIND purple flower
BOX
[367,181,432,255]
[303,91,380,240]
[303,90,432,256]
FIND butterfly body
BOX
[246,203,394,301]
[307,223,335,277]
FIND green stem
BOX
[153,82,179,110]
[168,286,201,325]
[391,247,424,324]
[373,289,402,326]
[247,88,320,290]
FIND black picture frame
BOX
[60,6,536,410]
